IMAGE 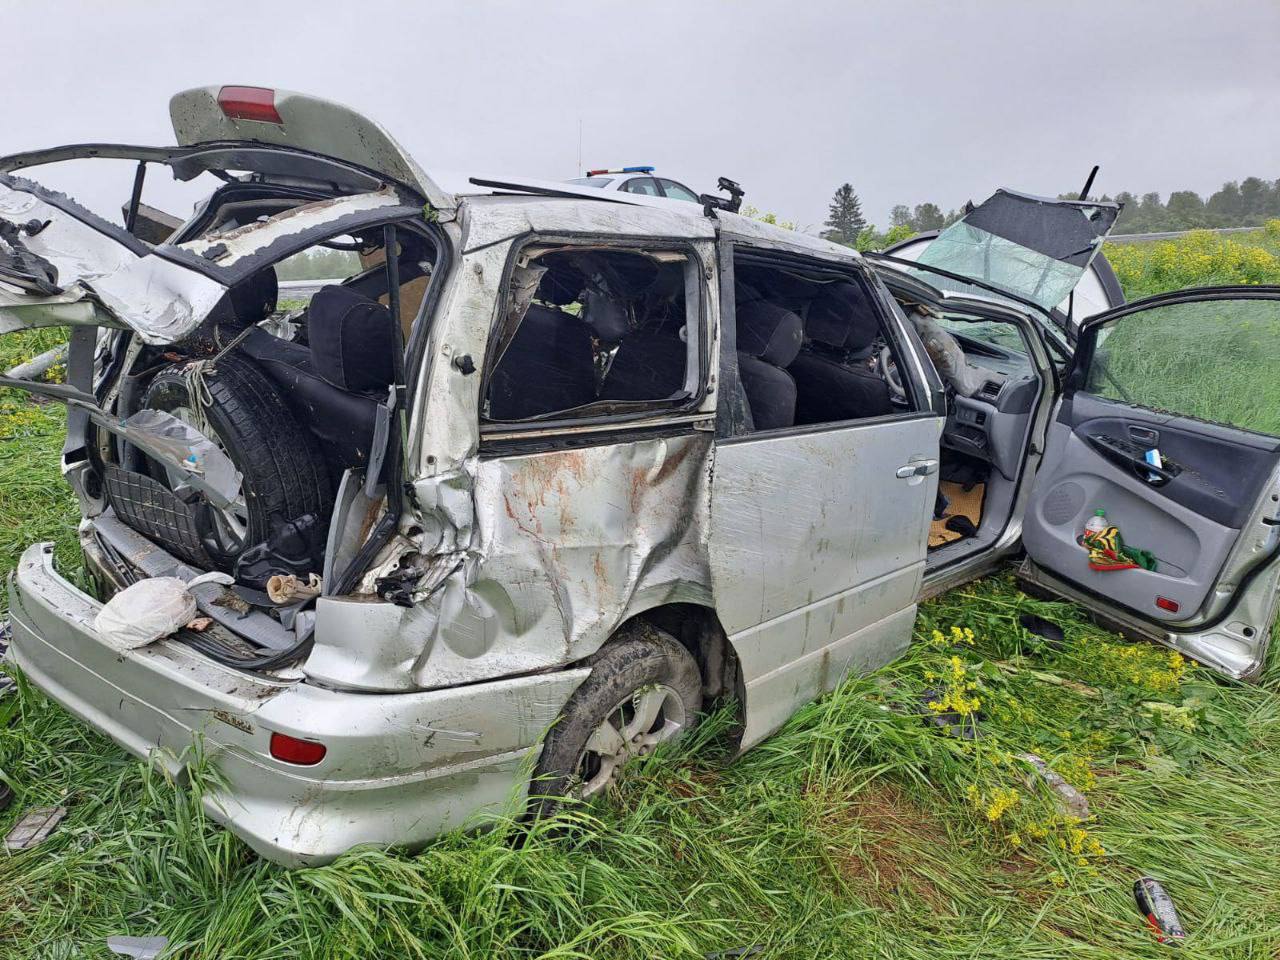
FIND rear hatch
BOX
[0,85,453,346]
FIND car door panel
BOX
[711,416,940,748]
[1024,411,1271,622]
[1022,287,1280,676]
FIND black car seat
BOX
[735,299,804,430]
[592,288,689,403]
[487,303,597,420]
[241,284,396,474]
[788,280,893,425]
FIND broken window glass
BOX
[485,248,694,422]
[914,190,1119,313]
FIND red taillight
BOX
[1156,596,1180,613]
[217,85,282,124]
[269,731,326,765]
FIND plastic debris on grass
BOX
[4,805,66,851]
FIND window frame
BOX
[619,177,662,197]
[719,243,943,444]
[1067,284,1280,439]
[658,179,700,203]
[477,234,711,446]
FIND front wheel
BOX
[530,622,702,815]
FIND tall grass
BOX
[1088,298,1280,436]
[2,575,1278,957]
[1105,221,1280,300]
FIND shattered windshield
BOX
[913,189,1119,312]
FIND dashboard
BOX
[941,330,1041,480]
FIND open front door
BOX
[1021,287,1280,679]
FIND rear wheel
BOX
[530,622,702,816]
[141,355,332,568]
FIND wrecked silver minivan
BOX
[4,87,1280,865]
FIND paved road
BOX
[277,278,339,300]
[1109,226,1261,243]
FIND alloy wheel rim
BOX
[574,683,687,798]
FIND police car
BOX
[566,166,701,203]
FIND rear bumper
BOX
[8,542,589,865]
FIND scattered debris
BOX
[93,572,233,650]
[184,617,214,632]
[4,805,66,851]
[1018,612,1066,650]
[233,512,326,591]
[210,590,251,616]
[1134,876,1187,945]
[705,947,763,960]
[4,344,68,382]
[266,572,322,604]
[994,661,1099,697]
[106,935,170,959]
[1018,753,1090,819]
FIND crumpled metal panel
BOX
[304,433,715,691]
[0,179,228,344]
[176,188,407,268]
[307,211,722,692]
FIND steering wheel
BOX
[880,345,906,403]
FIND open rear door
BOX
[1020,287,1280,679]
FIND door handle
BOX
[1128,425,1159,446]
[896,459,939,479]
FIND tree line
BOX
[823,175,1280,248]
[1085,176,1280,233]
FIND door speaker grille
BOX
[1043,482,1085,526]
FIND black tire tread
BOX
[143,355,332,563]
[530,621,702,815]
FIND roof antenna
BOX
[1078,164,1099,202]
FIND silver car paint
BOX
[0,179,228,344]
[9,542,590,866]
[169,86,458,215]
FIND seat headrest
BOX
[582,288,633,341]
[737,300,804,367]
[307,285,397,394]
[805,281,880,351]
[230,268,279,325]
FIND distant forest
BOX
[888,176,1280,236]
[275,246,361,281]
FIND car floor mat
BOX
[928,480,985,548]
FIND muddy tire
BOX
[142,355,332,568]
[530,622,702,817]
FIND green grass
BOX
[1089,298,1280,437]
[0,253,1278,957]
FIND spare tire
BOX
[141,354,333,570]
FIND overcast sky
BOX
[3,0,1277,232]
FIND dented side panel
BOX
[308,221,723,692]
[304,434,716,691]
